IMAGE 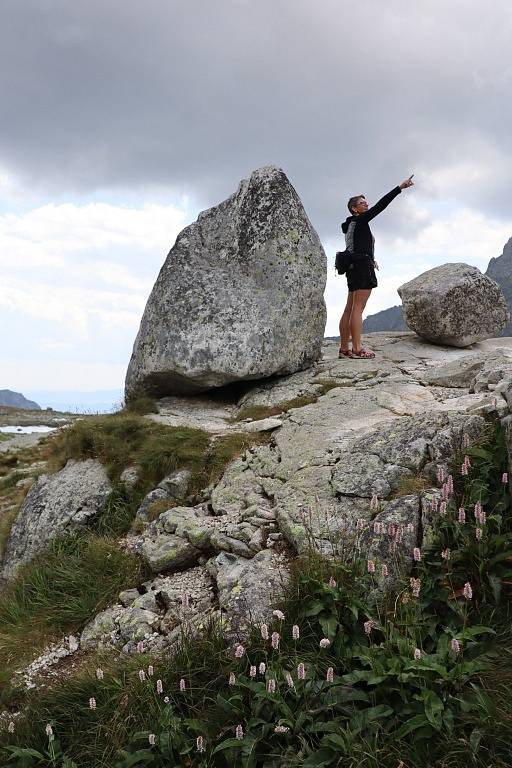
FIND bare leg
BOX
[350,289,372,352]
[339,292,354,350]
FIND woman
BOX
[338,174,414,359]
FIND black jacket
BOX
[341,186,401,260]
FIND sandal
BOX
[351,348,375,359]
[338,347,352,359]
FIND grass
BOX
[122,396,159,416]
[0,434,10,443]
[43,414,272,538]
[0,621,230,767]
[0,472,25,492]
[389,473,433,498]
[0,533,143,697]
[0,502,23,561]
[46,414,210,487]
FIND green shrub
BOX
[0,533,143,677]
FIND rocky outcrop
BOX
[362,305,406,333]
[0,459,111,581]
[398,263,508,346]
[0,390,41,410]
[10,332,512,682]
[486,237,512,336]
[80,567,216,653]
[125,165,327,398]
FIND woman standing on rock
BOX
[338,175,415,359]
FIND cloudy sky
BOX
[2,0,512,401]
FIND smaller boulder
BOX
[141,533,200,573]
[1,459,111,581]
[398,263,509,347]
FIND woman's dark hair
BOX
[347,195,365,214]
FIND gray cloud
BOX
[1,0,511,241]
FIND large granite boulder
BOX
[125,165,327,398]
[398,263,508,347]
[0,459,111,581]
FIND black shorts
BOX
[346,259,378,292]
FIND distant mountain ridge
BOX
[363,238,512,335]
[0,390,41,410]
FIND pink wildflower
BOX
[328,576,337,587]
[267,678,276,693]
[442,482,450,499]
[430,496,439,512]
[273,610,285,621]
[147,665,154,677]
[45,724,54,741]
[164,696,170,704]
[502,472,508,484]
[7,722,14,734]
[414,648,422,660]
[441,548,451,561]
[370,493,379,510]
[439,501,447,516]
[463,582,473,600]
[96,668,104,680]
[292,624,300,640]
[234,644,245,658]
[228,673,235,687]
[410,577,421,597]
[451,638,461,654]
[259,662,266,675]
[413,547,421,562]
[437,466,446,484]
[136,641,145,654]
[462,432,470,448]
[274,725,290,733]
[461,463,468,476]
[476,527,483,541]
[319,638,330,649]
[458,507,466,523]
[148,734,156,746]
[474,501,482,519]
[464,455,471,469]
[89,698,96,710]
[271,632,280,649]
[235,724,244,740]
[285,671,294,688]
[138,670,145,682]
[297,663,305,680]
[367,559,376,573]
[156,679,163,694]
[364,619,375,635]
[326,666,334,682]
[196,736,205,753]
[381,563,388,578]
[260,623,269,640]
[249,666,257,677]
[447,475,454,494]
[180,678,186,691]
[406,522,415,534]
